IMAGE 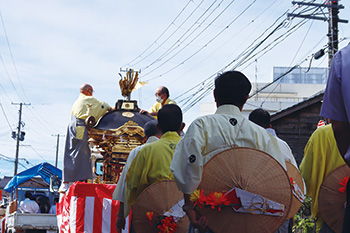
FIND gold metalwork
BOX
[119,69,139,98]
[87,119,145,184]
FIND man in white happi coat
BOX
[249,108,300,233]
[249,108,298,169]
[19,192,40,214]
[171,71,287,232]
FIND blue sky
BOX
[0,0,349,177]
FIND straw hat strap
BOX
[233,118,245,148]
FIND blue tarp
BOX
[3,162,62,192]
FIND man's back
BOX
[71,93,110,120]
[113,136,159,218]
[321,45,350,122]
[49,205,56,214]
[19,198,39,214]
[300,124,345,232]
[127,131,181,205]
[266,128,298,169]
[171,104,286,194]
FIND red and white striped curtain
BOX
[0,217,5,233]
[57,182,130,233]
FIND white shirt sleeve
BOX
[171,120,206,194]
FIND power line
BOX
[233,2,318,68]
[241,34,328,75]
[25,105,61,134]
[174,9,292,103]
[228,4,311,71]
[28,145,49,163]
[0,54,23,100]
[143,0,255,81]
[288,0,348,67]
[250,65,300,100]
[0,130,10,137]
[257,36,341,107]
[0,153,28,170]
[0,102,13,131]
[238,19,309,69]
[174,2,328,112]
[140,0,223,72]
[0,11,62,136]
[164,0,283,90]
[123,0,197,67]
[0,10,31,103]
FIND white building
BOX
[200,67,328,118]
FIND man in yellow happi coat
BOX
[140,86,176,118]
[61,83,112,191]
[126,104,185,206]
[114,120,162,233]
[300,123,345,233]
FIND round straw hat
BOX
[285,161,304,219]
[319,164,350,233]
[197,147,292,233]
[132,180,189,233]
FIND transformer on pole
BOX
[288,0,348,67]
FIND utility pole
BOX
[328,0,340,67]
[51,134,65,167]
[12,102,30,176]
[288,0,348,67]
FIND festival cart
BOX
[58,69,153,233]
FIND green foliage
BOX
[293,214,314,233]
[293,196,315,233]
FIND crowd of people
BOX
[19,191,58,215]
[58,44,350,233]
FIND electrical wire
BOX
[28,145,48,163]
[0,130,11,137]
[292,20,314,66]
[143,0,256,81]
[249,64,304,100]
[123,0,198,67]
[219,8,296,72]
[0,54,22,100]
[25,105,62,134]
[228,2,318,70]
[166,0,282,89]
[230,7,311,70]
[0,153,28,169]
[176,2,327,112]
[0,102,13,131]
[0,10,31,103]
[174,11,292,105]
[140,0,223,71]
[0,12,62,137]
[239,19,308,70]
[181,20,307,112]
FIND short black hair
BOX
[249,108,271,129]
[144,120,160,138]
[214,71,251,108]
[160,86,170,98]
[25,191,33,199]
[158,104,182,133]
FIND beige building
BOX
[200,82,326,118]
